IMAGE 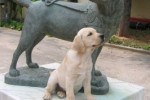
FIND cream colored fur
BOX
[43,27,104,100]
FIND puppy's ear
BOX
[72,35,85,53]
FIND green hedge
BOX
[0,20,23,31]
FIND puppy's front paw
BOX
[66,96,75,100]
[87,95,95,100]
[43,92,51,100]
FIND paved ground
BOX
[0,27,150,100]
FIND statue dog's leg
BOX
[25,33,45,68]
[9,25,44,76]
[9,42,25,77]
[91,47,102,76]
[91,47,109,95]
[9,29,35,77]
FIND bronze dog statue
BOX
[9,0,123,95]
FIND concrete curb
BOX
[105,43,150,55]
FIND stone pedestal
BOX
[0,63,144,100]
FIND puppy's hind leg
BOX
[43,71,58,100]
[26,33,45,68]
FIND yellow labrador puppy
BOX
[43,27,104,100]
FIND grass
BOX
[109,29,150,51]
[0,20,23,31]
[1,20,150,51]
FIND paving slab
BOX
[0,27,150,99]
[0,63,144,100]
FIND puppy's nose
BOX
[99,34,104,39]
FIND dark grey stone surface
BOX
[5,67,54,87]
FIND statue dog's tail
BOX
[12,0,32,8]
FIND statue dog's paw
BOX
[28,63,39,68]
[9,69,20,77]
[43,92,51,100]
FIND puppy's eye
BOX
[87,32,92,36]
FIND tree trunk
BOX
[8,0,19,20]
[1,0,22,21]
[118,0,132,37]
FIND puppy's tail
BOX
[12,0,32,8]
